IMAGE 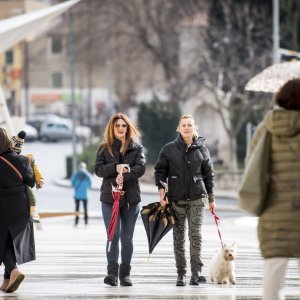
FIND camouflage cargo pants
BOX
[171,198,205,275]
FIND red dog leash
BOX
[211,210,224,247]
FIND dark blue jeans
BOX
[74,199,88,225]
[102,202,139,265]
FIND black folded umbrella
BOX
[140,202,175,255]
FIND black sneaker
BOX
[189,274,206,285]
[176,274,186,286]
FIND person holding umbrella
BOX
[154,114,215,287]
[95,113,146,287]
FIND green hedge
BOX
[66,142,100,178]
[138,99,180,164]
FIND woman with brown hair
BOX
[95,113,146,287]
[0,128,36,293]
[247,79,300,300]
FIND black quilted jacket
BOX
[154,134,214,201]
[94,138,146,205]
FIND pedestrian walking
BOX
[0,128,36,293]
[71,162,92,226]
[95,113,146,287]
[246,79,300,300]
[154,114,215,286]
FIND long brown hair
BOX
[99,113,140,156]
[0,128,12,154]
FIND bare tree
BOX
[94,0,207,105]
[94,0,274,169]
[280,0,300,51]
[196,0,273,169]
[48,0,274,169]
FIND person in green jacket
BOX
[248,79,300,300]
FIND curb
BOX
[54,178,240,212]
[54,178,158,194]
[54,178,238,197]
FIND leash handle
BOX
[211,210,224,247]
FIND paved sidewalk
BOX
[0,215,299,299]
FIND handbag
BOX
[238,126,271,216]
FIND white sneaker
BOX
[31,211,41,223]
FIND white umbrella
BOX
[245,61,300,93]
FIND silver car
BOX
[39,120,90,142]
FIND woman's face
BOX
[113,118,128,141]
[178,118,194,141]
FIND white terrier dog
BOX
[209,242,237,284]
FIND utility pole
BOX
[273,0,280,63]
[68,8,77,174]
[23,42,29,121]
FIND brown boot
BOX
[5,269,25,293]
[0,279,9,291]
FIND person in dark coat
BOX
[0,128,36,293]
[154,114,215,287]
[95,113,146,287]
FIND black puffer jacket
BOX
[94,138,146,205]
[154,134,214,201]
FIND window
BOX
[51,36,62,54]
[5,51,13,64]
[52,72,63,88]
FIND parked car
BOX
[27,114,62,134]
[39,119,91,142]
[24,124,38,141]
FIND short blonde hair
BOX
[177,114,199,138]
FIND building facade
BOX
[0,0,49,116]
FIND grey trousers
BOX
[171,199,205,275]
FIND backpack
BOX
[238,126,271,216]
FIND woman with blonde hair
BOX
[154,114,215,286]
[95,113,146,287]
